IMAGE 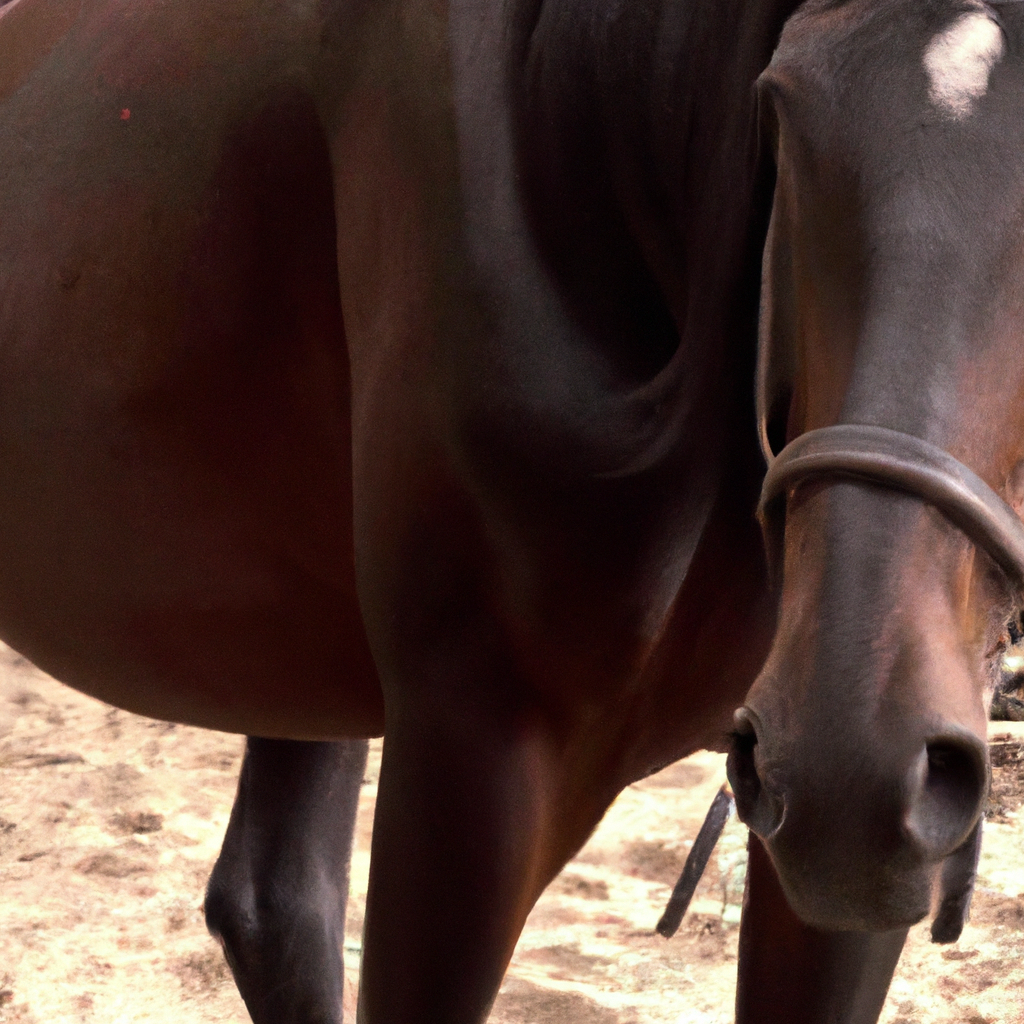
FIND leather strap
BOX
[758,424,1024,592]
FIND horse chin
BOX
[765,814,984,938]
[770,854,937,933]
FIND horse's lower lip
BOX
[781,889,931,932]
[770,858,936,933]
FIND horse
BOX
[2,0,1018,1019]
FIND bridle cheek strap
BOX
[758,424,1024,594]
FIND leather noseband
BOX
[758,424,1024,593]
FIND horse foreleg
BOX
[736,835,908,1024]
[356,706,574,1024]
[205,737,369,1024]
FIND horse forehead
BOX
[768,0,1006,112]
[923,9,1004,120]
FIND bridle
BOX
[757,423,1024,594]
[753,270,1024,594]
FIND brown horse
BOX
[1,0,1016,1019]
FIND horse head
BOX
[729,0,1024,936]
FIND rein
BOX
[757,423,1024,593]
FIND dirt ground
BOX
[2,643,1024,1024]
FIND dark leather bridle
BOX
[757,423,1024,593]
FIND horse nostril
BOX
[905,734,989,859]
[727,707,783,836]
[926,741,984,807]
[728,727,760,807]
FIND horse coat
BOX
[2,0,1018,1020]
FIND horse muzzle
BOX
[727,703,990,934]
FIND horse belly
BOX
[0,6,383,738]
[0,395,382,739]
[0,303,383,736]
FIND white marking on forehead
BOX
[924,12,1004,120]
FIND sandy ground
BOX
[2,643,1024,1024]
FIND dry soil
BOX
[2,643,1024,1024]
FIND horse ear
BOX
[756,180,797,466]
[930,817,983,944]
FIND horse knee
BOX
[204,864,250,947]
[205,868,346,1024]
